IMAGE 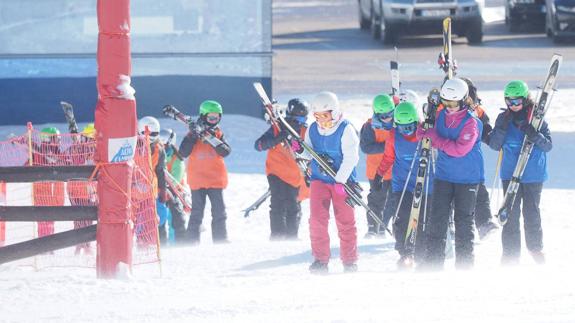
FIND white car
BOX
[359,0,483,44]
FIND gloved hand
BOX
[290,139,303,154]
[159,188,169,204]
[372,174,383,191]
[334,183,347,197]
[416,124,428,140]
[521,124,539,141]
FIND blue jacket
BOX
[435,110,484,184]
[392,128,434,193]
[487,110,552,183]
[309,120,357,184]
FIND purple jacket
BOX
[417,108,479,157]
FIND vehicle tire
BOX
[382,23,398,45]
[359,4,370,30]
[466,19,483,44]
[371,9,381,39]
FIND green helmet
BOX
[372,94,395,114]
[394,102,419,125]
[40,127,60,141]
[504,80,529,98]
[199,100,223,115]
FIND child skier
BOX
[138,116,170,245]
[359,94,393,238]
[67,123,97,255]
[304,91,360,274]
[33,127,66,238]
[179,100,231,244]
[417,78,484,270]
[254,98,310,240]
[487,80,552,265]
[160,128,188,243]
[377,101,433,269]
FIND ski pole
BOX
[243,189,271,218]
[489,150,503,208]
[392,140,421,225]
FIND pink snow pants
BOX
[309,180,358,265]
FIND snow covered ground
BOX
[1,88,575,322]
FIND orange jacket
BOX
[362,120,392,180]
[186,129,228,190]
[265,126,307,188]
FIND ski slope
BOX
[1,89,575,322]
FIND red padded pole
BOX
[95,0,137,278]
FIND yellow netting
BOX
[0,128,160,269]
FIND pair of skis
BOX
[252,83,386,230]
[398,18,453,260]
[496,54,562,225]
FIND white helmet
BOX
[138,116,160,141]
[312,91,341,123]
[440,78,469,101]
[400,89,420,108]
[159,128,175,145]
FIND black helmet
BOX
[286,98,309,117]
[460,77,478,103]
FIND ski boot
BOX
[343,263,358,273]
[530,250,546,264]
[309,260,329,275]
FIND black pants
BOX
[167,196,187,243]
[424,179,478,269]
[268,175,301,239]
[366,179,390,233]
[501,181,544,259]
[474,182,493,227]
[187,188,227,243]
[385,191,431,260]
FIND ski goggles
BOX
[441,99,460,109]
[149,131,159,138]
[205,114,221,123]
[375,110,394,122]
[290,115,307,124]
[396,122,417,136]
[505,97,524,107]
[314,111,335,129]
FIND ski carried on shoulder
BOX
[61,101,79,134]
[390,47,400,98]
[165,171,192,214]
[496,54,562,225]
[403,89,440,256]
[253,82,311,185]
[162,104,226,149]
[438,17,455,80]
[242,189,272,218]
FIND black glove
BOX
[481,123,493,144]
[372,174,383,191]
[521,124,539,141]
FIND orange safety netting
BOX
[0,128,160,269]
